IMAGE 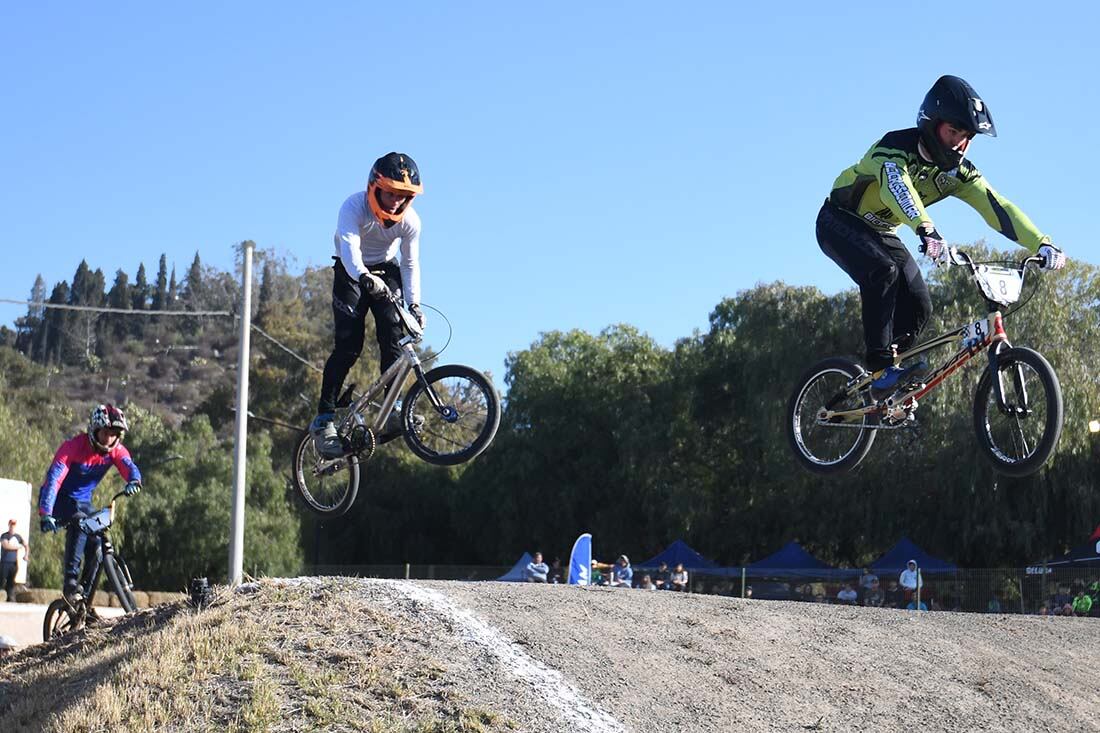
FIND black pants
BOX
[1,561,16,601]
[816,201,932,371]
[318,259,404,414]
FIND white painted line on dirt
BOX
[376,580,629,733]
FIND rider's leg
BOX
[816,202,902,372]
[889,249,932,354]
[81,534,103,596]
[57,500,90,601]
[367,261,411,439]
[314,262,369,457]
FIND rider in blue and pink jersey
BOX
[38,404,142,602]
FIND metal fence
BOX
[300,563,1100,616]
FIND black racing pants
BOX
[815,200,932,372]
[318,259,404,415]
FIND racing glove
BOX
[1038,244,1066,271]
[40,515,58,534]
[124,480,142,497]
[917,225,946,263]
[359,273,391,299]
[408,303,426,329]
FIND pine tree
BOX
[256,259,275,328]
[43,281,71,365]
[105,269,132,342]
[168,266,178,310]
[152,254,169,312]
[15,274,47,359]
[183,252,204,308]
[131,263,149,339]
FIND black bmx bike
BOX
[787,247,1063,477]
[292,296,501,518]
[43,491,139,641]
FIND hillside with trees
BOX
[2,243,1098,591]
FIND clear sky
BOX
[2,3,1097,381]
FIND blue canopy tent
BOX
[870,537,958,574]
[636,539,720,571]
[496,552,533,582]
[744,541,860,580]
[1037,525,1100,568]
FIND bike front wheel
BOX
[292,430,360,517]
[104,553,138,613]
[43,598,83,641]
[973,346,1063,477]
[787,357,877,474]
[403,364,501,466]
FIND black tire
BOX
[43,598,83,641]
[403,364,501,466]
[104,553,138,613]
[972,346,1063,477]
[291,430,360,518]
[787,357,877,475]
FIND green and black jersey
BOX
[829,128,1049,252]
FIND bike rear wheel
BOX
[104,553,138,613]
[292,430,360,517]
[787,357,877,474]
[972,346,1063,477]
[403,364,501,466]
[43,598,83,641]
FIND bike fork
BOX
[988,340,1030,417]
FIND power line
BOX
[0,298,232,317]
[249,323,323,374]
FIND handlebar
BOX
[943,246,1044,272]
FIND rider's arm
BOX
[334,193,371,280]
[951,165,1050,252]
[398,208,422,306]
[876,153,934,234]
[37,442,73,517]
[111,444,142,484]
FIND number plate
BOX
[960,318,989,349]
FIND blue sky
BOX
[2,3,1096,382]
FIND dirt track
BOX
[397,579,1099,733]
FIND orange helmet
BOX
[366,152,423,224]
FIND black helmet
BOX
[367,152,423,224]
[916,75,996,170]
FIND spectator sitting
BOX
[639,574,657,591]
[745,585,753,599]
[859,570,879,602]
[836,583,858,605]
[1050,584,1072,610]
[1038,604,1050,616]
[549,557,564,584]
[654,561,671,590]
[591,559,612,586]
[862,578,884,607]
[986,595,1002,614]
[1072,590,1093,617]
[884,579,904,609]
[906,598,929,611]
[670,563,689,592]
[524,552,549,583]
[610,555,633,588]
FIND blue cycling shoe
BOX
[309,413,344,459]
[870,361,927,401]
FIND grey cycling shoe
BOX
[378,410,425,445]
[310,413,344,459]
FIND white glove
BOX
[1038,244,1066,271]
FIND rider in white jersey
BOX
[310,152,425,458]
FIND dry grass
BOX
[0,578,512,732]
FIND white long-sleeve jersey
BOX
[332,192,421,305]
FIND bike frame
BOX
[820,250,1044,428]
[70,494,128,609]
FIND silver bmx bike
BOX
[291,297,501,517]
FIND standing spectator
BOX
[611,555,633,588]
[884,579,904,609]
[670,563,689,592]
[1072,590,1093,617]
[654,561,671,590]
[639,574,657,590]
[899,560,922,603]
[1050,584,1072,611]
[1,519,28,602]
[548,557,564,584]
[524,552,549,583]
[836,583,858,605]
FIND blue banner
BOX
[567,533,592,585]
